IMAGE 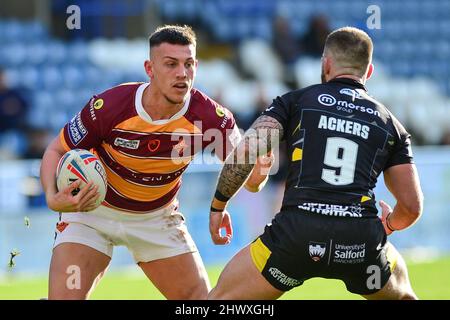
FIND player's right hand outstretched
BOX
[46,180,100,213]
[209,210,233,245]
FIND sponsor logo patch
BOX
[333,243,366,264]
[299,202,363,218]
[339,88,365,100]
[309,242,326,262]
[88,98,97,121]
[94,98,104,110]
[215,105,225,117]
[318,94,337,106]
[318,93,381,118]
[68,112,87,145]
[114,137,140,150]
[268,267,301,287]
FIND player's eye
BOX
[185,62,193,68]
[166,62,176,68]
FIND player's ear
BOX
[144,60,154,79]
[366,63,374,80]
[323,56,332,77]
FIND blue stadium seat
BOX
[41,66,63,90]
[212,18,235,43]
[61,65,84,89]
[46,41,67,65]
[20,66,41,90]
[22,20,49,42]
[253,18,272,41]
[429,60,448,78]
[2,43,27,67]
[159,0,181,20]
[56,89,77,113]
[67,41,89,64]
[199,1,218,26]
[399,40,416,60]
[29,91,54,128]
[26,42,48,66]
[1,20,25,43]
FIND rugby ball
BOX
[56,149,107,209]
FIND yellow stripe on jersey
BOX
[103,164,179,202]
[102,143,191,173]
[292,148,303,161]
[115,115,202,134]
[250,238,272,272]
[292,121,301,136]
[386,244,399,273]
[361,196,372,203]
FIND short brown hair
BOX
[149,25,197,49]
[324,27,373,76]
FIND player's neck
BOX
[142,85,185,121]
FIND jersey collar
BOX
[135,82,191,125]
[328,77,367,91]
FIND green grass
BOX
[1,257,449,300]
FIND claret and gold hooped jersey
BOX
[60,82,240,213]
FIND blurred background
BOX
[0,0,449,299]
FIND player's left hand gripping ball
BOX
[56,149,107,210]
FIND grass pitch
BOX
[1,256,449,300]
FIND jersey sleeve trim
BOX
[383,157,414,170]
[59,129,71,152]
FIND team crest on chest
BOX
[148,139,161,152]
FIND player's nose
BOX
[176,65,188,78]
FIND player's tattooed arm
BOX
[212,115,284,206]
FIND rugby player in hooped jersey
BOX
[40,25,270,300]
[209,27,423,300]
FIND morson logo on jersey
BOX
[318,94,381,118]
[318,94,337,106]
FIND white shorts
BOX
[53,201,198,263]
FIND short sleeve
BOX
[214,106,241,161]
[261,95,290,140]
[60,95,107,151]
[384,116,414,169]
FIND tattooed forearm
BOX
[248,115,284,155]
[215,115,284,199]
